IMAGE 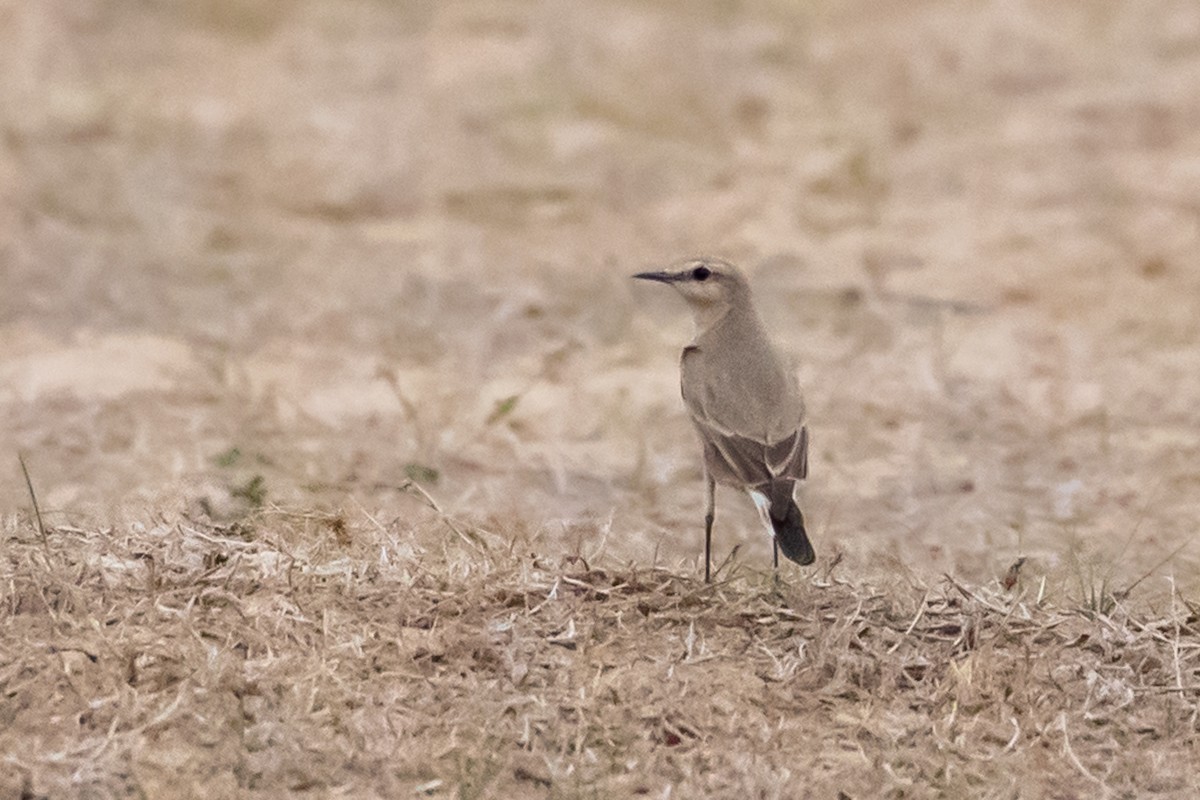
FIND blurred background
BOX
[3,0,1199,596]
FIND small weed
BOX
[231,474,268,508]
[214,446,243,468]
[486,394,521,425]
[404,463,440,484]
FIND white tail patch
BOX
[748,490,775,539]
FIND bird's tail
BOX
[769,486,814,566]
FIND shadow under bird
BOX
[634,257,814,581]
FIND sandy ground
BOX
[3,1,1200,797]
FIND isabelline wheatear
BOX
[634,257,814,582]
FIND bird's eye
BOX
[692,266,712,281]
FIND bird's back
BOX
[681,307,804,445]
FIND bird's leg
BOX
[772,539,783,588]
[704,473,716,583]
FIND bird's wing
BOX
[681,344,808,485]
[691,413,808,487]
[766,425,808,480]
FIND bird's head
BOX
[632,257,750,312]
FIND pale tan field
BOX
[3,1,1200,797]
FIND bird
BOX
[633,257,813,582]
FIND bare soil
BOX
[3,1,1200,797]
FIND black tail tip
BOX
[778,534,815,566]
[772,504,815,566]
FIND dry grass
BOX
[5,0,1200,797]
[3,504,1199,799]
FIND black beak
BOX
[632,270,677,283]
